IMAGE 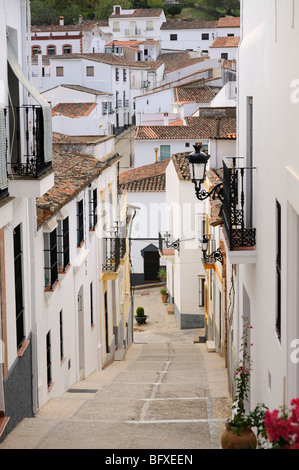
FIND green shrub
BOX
[160,288,167,294]
[136,306,145,316]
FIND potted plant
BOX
[134,306,148,325]
[221,318,268,449]
[160,288,168,303]
[157,267,167,284]
[264,399,299,449]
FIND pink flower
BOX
[251,343,253,346]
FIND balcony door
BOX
[129,21,136,35]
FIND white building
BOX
[160,16,240,54]
[119,160,168,286]
[0,0,54,438]
[108,5,166,42]
[209,36,240,61]
[31,17,112,55]
[42,84,114,136]
[231,0,299,411]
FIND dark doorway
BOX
[104,291,109,353]
[144,250,160,282]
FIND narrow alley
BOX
[0,287,231,450]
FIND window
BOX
[59,310,64,361]
[160,145,170,160]
[170,34,177,41]
[115,68,119,81]
[56,66,64,77]
[44,229,58,290]
[227,33,235,37]
[202,33,209,40]
[113,21,120,32]
[57,217,70,272]
[63,45,72,54]
[90,282,94,327]
[185,142,190,148]
[14,224,24,349]
[198,213,206,245]
[123,68,127,82]
[77,199,84,246]
[146,20,153,31]
[102,102,108,114]
[86,66,94,76]
[198,276,205,307]
[276,199,281,341]
[221,53,228,60]
[89,188,98,230]
[32,46,41,55]
[47,45,56,55]
[108,102,113,114]
[46,331,52,387]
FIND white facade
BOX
[134,137,209,168]
[209,44,238,61]
[108,5,166,42]
[42,85,114,136]
[233,0,299,411]
[160,25,218,53]
[162,158,206,329]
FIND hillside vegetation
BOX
[30,0,240,25]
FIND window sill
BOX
[48,382,54,393]
[44,279,60,293]
[77,240,85,249]
[58,264,71,275]
[17,339,30,357]
[91,323,95,331]
[60,357,66,366]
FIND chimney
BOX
[164,112,169,126]
[59,16,64,26]
[154,148,158,163]
[78,15,83,24]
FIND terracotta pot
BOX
[161,293,168,303]
[221,423,257,449]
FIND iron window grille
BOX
[77,199,84,246]
[89,188,98,230]
[59,310,64,361]
[123,69,127,82]
[44,229,58,290]
[115,68,119,81]
[46,330,52,387]
[57,217,70,272]
[13,223,25,350]
[5,105,52,178]
[90,282,94,327]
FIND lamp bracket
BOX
[194,182,224,202]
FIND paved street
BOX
[0,287,231,450]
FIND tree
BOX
[30,0,59,25]
[165,4,183,16]
[95,0,132,20]
[203,0,240,15]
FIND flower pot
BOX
[161,293,168,303]
[134,315,148,325]
[221,423,257,449]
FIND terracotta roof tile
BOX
[157,52,206,73]
[36,150,104,226]
[210,36,240,48]
[217,17,240,28]
[161,19,217,30]
[119,159,169,192]
[110,8,163,18]
[174,86,216,103]
[52,102,97,118]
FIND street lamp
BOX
[187,142,224,202]
[201,235,222,264]
[164,231,180,252]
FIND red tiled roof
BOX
[36,150,104,225]
[161,19,217,30]
[217,17,240,28]
[174,86,216,103]
[110,8,163,18]
[52,102,97,118]
[119,159,169,192]
[210,36,240,48]
[157,52,206,73]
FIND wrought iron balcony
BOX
[102,236,121,272]
[222,157,256,251]
[5,105,52,178]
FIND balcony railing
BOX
[102,237,120,272]
[222,157,256,250]
[5,105,52,178]
[125,28,141,36]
